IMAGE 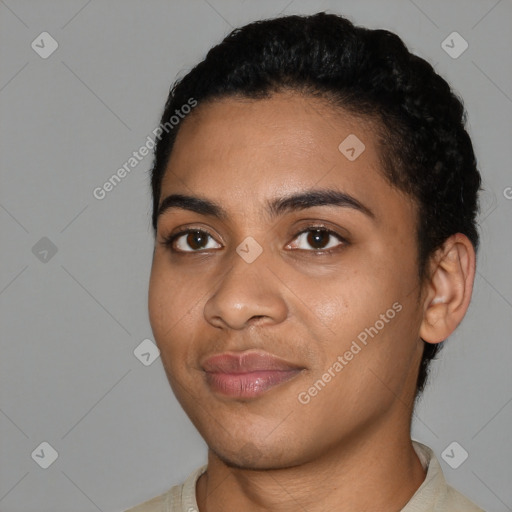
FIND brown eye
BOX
[164,229,222,252]
[186,230,209,250]
[306,229,331,249]
[288,227,345,252]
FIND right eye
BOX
[162,229,222,253]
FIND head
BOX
[147,13,480,468]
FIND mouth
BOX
[201,350,304,399]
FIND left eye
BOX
[287,228,344,251]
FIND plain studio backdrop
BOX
[0,1,511,511]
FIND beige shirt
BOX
[125,441,484,511]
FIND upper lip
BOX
[201,351,303,374]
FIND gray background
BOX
[0,0,511,510]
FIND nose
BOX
[203,257,288,330]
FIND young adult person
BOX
[127,12,484,511]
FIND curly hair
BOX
[149,12,481,395]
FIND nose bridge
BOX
[203,246,287,329]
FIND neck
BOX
[196,416,426,512]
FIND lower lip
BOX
[205,370,301,398]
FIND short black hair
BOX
[149,12,481,395]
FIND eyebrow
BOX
[157,189,375,223]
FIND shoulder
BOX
[442,484,486,511]
[410,441,485,512]
[124,465,207,512]
[123,489,170,512]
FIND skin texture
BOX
[148,92,476,512]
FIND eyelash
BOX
[160,224,348,255]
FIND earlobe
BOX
[419,234,476,344]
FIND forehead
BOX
[165,93,374,177]
[160,92,412,222]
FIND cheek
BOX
[148,257,202,340]
[300,251,421,390]
[147,262,171,340]
[148,258,208,387]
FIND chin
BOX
[210,439,304,471]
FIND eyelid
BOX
[293,223,345,239]
[160,226,221,252]
[286,224,347,251]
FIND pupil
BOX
[308,229,328,249]
[188,230,206,249]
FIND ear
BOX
[419,234,476,344]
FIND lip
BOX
[202,351,304,398]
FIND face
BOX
[148,92,426,469]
